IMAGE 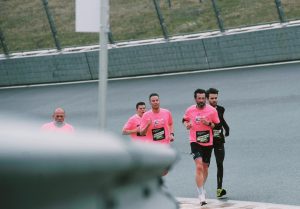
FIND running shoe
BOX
[217,188,227,198]
[199,191,207,206]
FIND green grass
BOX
[0,0,300,52]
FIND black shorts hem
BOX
[190,142,213,164]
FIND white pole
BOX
[98,0,109,129]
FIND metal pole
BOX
[41,0,61,50]
[211,0,225,32]
[108,29,114,44]
[153,0,169,40]
[168,0,172,8]
[98,0,109,129]
[274,0,286,23]
[0,28,9,56]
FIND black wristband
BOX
[170,133,174,136]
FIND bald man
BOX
[41,108,74,133]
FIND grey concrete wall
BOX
[204,26,300,68]
[1,24,300,86]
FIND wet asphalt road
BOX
[1,62,300,206]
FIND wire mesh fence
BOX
[160,0,218,36]
[0,0,54,52]
[1,0,300,54]
[110,0,163,41]
[219,0,279,28]
[281,0,300,21]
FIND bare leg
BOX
[203,162,209,183]
[195,158,205,187]
[195,158,207,205]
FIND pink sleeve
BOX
[140,113,149,130]
[168,111,173,125]
[41,122,52,130]
[183,108,190,121]
[123,118,133,131]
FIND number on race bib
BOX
[213,129,221,138]
[196,130,210,143]
[152,128,165,141]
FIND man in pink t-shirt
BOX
[41,107,74,133]
[140,93,174,145]
[122,101,147,141]
[182,89,220,206]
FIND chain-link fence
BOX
[1,0,300,54]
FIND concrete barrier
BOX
[0,124,178,209]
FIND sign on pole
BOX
[76,0,109,130]
[76,0,100,32]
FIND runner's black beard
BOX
[197,103,205,108]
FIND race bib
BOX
[152,128,165,141]
[196,130,210,143]
[213,129,221,138]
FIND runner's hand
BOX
[170,134,175,142]
[185,122,192,130]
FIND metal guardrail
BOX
[0,123,178,209]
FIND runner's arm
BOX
[122,128,138,135]
[169,123,175,142]
[182,118,192,129]
[222,116,230,137]
[139,119,151,136]
[218,107,230,136]
[122,119,135,135]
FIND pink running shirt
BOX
[140,108,173,144]
[41,122,74,133]
[183,104,219,146]
[122,114,147,141]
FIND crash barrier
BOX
[0,126,178,209]
[1,22,300,87]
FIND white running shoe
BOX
[198,191,207,206]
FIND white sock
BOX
[197,186,204,195]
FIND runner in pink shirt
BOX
[41,107,74,133]
[182,89,220,206]
[140,93,174,145]
[122,101,147,141]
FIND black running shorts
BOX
[190,142,213,164]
